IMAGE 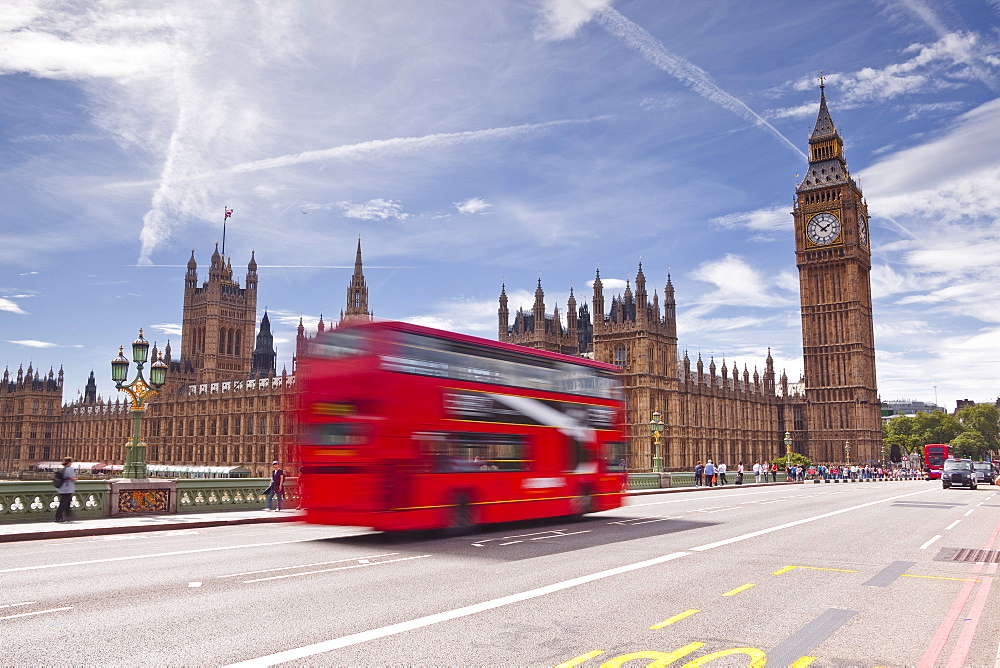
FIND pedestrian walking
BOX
[54,457,76,523]
[736,461,744,485]
[705,460,716,487]
[753,460,762,484]
[770,462,778,483]
[718,461,727,485]
[265,461,286,511]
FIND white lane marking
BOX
[499,541,523,545]
[946,520,961,530]
[609,516,681,526]
[217,553,400,578]
[223,550,693,667]
[689,488,933,552]
[243,554,432,583]
[0,535,365,574]
[0,602,35,610]
[627,489,790,507]
[965,509,975,517]
[189,582,203,588]
[528,530,589,540]
[0,607,73,621]
[920,535,942,550]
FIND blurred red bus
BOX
[923,443,950,479]
[296,320,628,531]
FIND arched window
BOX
[614,345,627,368]
[234,331,241,357]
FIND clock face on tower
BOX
[858,213,869,248]
[806,212,841,245]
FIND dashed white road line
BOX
[920,535,942,550]
[242,554,431,583]
[0,607,73,621]
[218,552,400,578]
[946,520,961,530]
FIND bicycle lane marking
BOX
[919,517,1000,668]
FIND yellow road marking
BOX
[721,583,756,596]
[900,574,979,581]
[789,657,816,667]
[555,650,605,667]
[681,647,766,667]
[773,565,858,575]
[601,643,704,667]
[650,609,700,629]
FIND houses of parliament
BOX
[0,87,882,476]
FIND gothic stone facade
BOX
[502,267,804,469]
[0,240,372,478]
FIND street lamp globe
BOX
[132,328,150,365]
[112,346,130,383]
[150,354,168,388]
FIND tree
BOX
[911,410,964,447]
[883,416,921,456]
[950,430,988,460]
[771,452,812,469]
[956,404,1000,451]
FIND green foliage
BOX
[949,430,988,460]
[883,416,921,455]
[956,404,1000,450]
[911,410,964,445]
[771,452,812,468]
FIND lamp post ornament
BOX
[649,410,665,473]
[845,440,851,466]
[112,329,168,479]
[784,430,792,467]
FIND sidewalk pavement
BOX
[0,481,804,543]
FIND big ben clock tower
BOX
[793,82,882,464]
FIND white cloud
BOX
[787,32,999,107]
[151,322,182,337]
[337,199,410,222]
[711,205,788,233]
[455,198,492,215]
[7,339,59,348]
[534,0,613,41]
[0,298,27,314]
[689,254,793,310]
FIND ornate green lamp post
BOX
[111,329,167,479]
[649,410,665,473]
[844,440,851,466]
[784,430,793,467]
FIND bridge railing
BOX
[0,478,293,523]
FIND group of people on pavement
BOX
[694,460,784,486]
[694,460,731,486]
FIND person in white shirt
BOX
[717,461,727,485]
[753,461,762,484]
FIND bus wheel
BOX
[571,488,594,517]
[445,494,474,535]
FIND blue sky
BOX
[2,0,999,411]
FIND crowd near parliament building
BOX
[0,88,884,478]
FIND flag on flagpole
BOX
[225,208,233,219]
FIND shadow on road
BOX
[316,514,717,561]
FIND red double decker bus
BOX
[923,443,950,479]
[296,320,628,531]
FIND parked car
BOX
[973,461,996,485]
[941,459,976,489]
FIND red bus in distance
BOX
[296,320,628,532]
[923,443,950,479]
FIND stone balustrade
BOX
[0,478,297,523]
